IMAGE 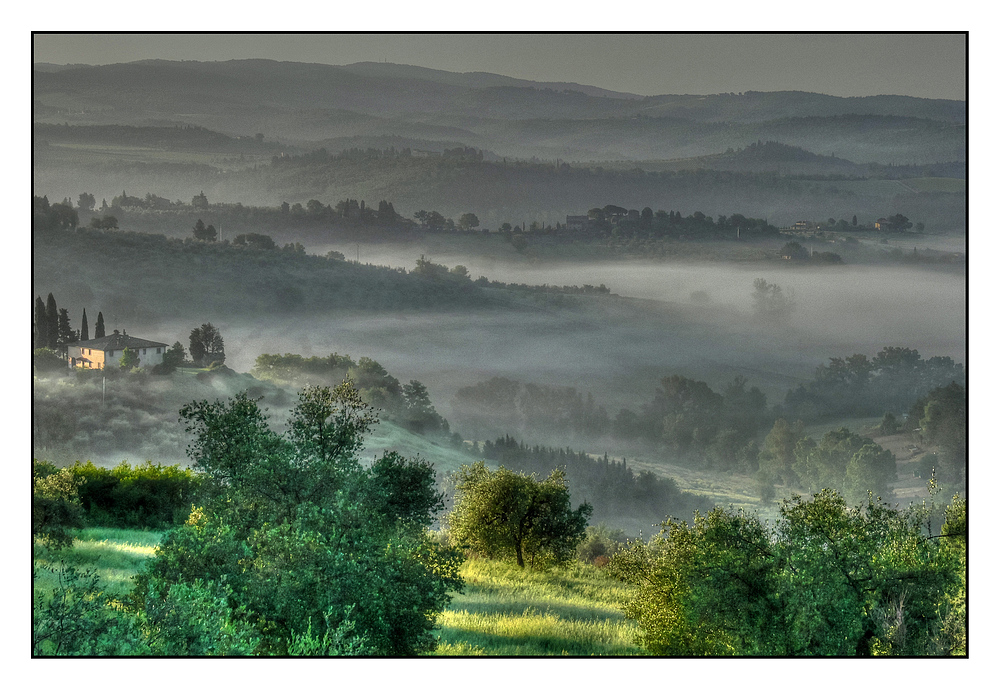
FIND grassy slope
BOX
[433,559,641,656]
[33,528,163,600]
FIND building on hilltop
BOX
[67,329,168,370]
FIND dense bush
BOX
[609,489,967,656]
[33,563,259,656]
[70,461,204,529]
[32,460,85,549]
[133,383,464,655]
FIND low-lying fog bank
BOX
[109,251,964,445]
[185,262,961,424]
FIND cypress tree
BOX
[81,309,89,341]
[57,308,76,351]
[33,296,47,350]
[45,293,58,349]
[95,311,106,339]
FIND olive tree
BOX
[447,462,591,568]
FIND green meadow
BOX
[33,528,162,600]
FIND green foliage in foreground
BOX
[33,563,261,656]
[131,383,463,656]
[32,460,85,549]
[608,488,966,656]
[33,458,203,535]
[34,383,464,656]
[69,460,204,529]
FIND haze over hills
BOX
[32,59,967,229]
[33,59,965,163]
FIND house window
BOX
[157,347,162,354]
[143,349,147,354]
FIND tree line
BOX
[473,436,713,526]
[251,352,452,438]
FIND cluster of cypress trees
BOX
[32,293,104,354]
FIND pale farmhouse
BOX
[67,330,168,370]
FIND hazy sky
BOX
[32,33,967,101]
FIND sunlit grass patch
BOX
[431,557,642,656]
[34,528,164,599]
[434,608,640,656]
[430,641,487,656]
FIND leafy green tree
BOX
[401,380,448,434]
[887,214,913,230]
[46,202,79,230]
[119,347,140,371]
[447,462,592,568]
[77,192,96,211]
[458,212,480,231]
[232,232,277,250]
[188,323,225,366]
[33,563,257,656]
[80,308,89,341]
[609,489,965,656]
[193,219,216,242]
[758,418,806,486]
[192,191,209,209]
[780,241,809,260]
[94,311,106,339]
[134,383,462,655]
[157,341,187,373]
[89,214,119,230]
[751,278,794,322]
[794,427,896,504]
[911,382,966,484]
[647,375,724,453]
[937,495,966,655]
[56,307,77,352]
[33,347,64,375]
[33,565,147,655]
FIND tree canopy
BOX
[447,462,591,569]
[609,488,966,656]
[188,323,225,367]
[130,382,463,655]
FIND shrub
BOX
[71,461,203,529]
[33,460,85,549]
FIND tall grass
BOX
[33,528,163,599]
[431,558,642,656]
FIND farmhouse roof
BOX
[77,331,168,351]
